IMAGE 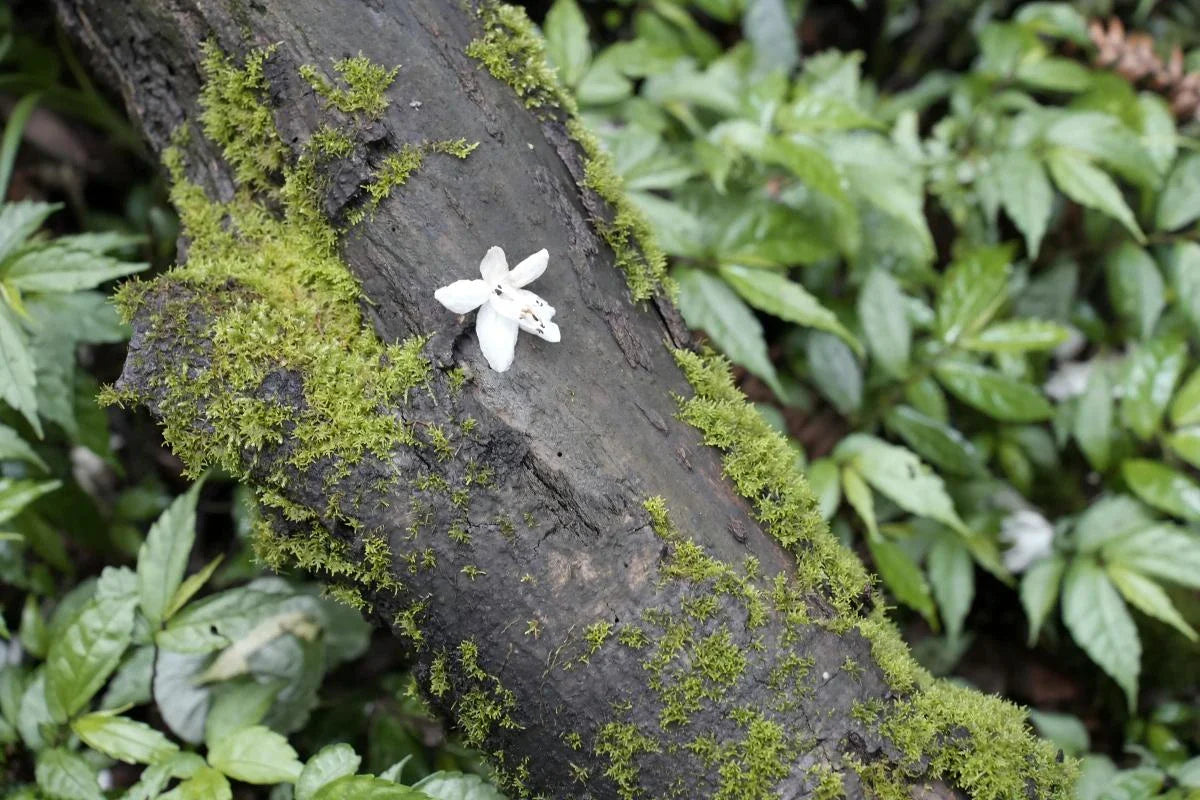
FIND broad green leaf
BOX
[1119,337,1187,440]
[935,360,1053,422]
[413,772,505,800]
[138,479,204,630]
[203,680,279,748]
[805,331,862,414]
[1170,366,1200,428]
[1121,459,1200,522]
[1074,364,1113,471]
[858,269,910,377]
[1027,710,1089,757]
[100,645,154,710]
[1175,756,1200,788]
[165,554,225,621]
[161,765,232,800]
[297,743,363,800]
[754,137,858,255]
[1046,148,1144,242]
[576,60,632,105]
[1166,243,1200,339]
[927,535,974,639]
[743,0,798,75]
[0,423,47,470]
[1014,3,1091,44]
[0,478,59,526]
[71,711,179,765]
[1105,243,1164,340]
[313,775,427,799]
[961,319,1071,352]
[719,265,860,353]
[152,650,211,744]
[1101,524,1200,589]
[835,434,965,531]
[1166,427,1200,470]
[806,458,841,521]
[543,0,591,87]
[936,245,1012,343]
[994,150,1052,257]
[1020,554,1065,644]
[18,672,54,750]
[1016,57,1090,91]
[0,201,59,263]
[206,724,302,784]
[1044,112,1161,189]
[867,533,938,627]
[44,593,136,722]
[1156,152,1200,231]
[1074,495,1154,553]
[906,376,948,422]
[35,748,103,800]
[157,587,289,653]
[840,465,877,538]
[0,302,39,436]
[884,405,982,476]
[1061,558,1140,708]
[1106,564,1196,640]
[628,193,703,258]
[675,268,784,397]
[4,247,147,293]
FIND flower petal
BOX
[434,279,490,314]
[479,246,508,283]
[476,302,519,372]
[523,318,560,343]
[512,287,555,320]
[507,248,548,287]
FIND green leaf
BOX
[628,192,703,258]
[153,650,211,745]
[0,201,59,264]
[0,478,59,526]
[1044,112,1161,189]
[858,269,911,377]
[1014,3,1091,44]
[206,724,302,784]
[1101,524,1200,589]
[1061,558,1140,708]
[1074,495,1154,553]
[1016,57,1091,91]
[936,245,1012,343]
[71,711,179,765]
[805,331,862,415]
[1174,756,1200,789]
[157,587,288,653]
[867,533,938,628]
[413,772,505,800]
[927,535,974,640]
[1119,337,1187,440]
[0,96,41,200]
[674,268,784,397]
[0,423,46,470]
[138,479,204,630]
[841,465,877,538]
[314,775,428,799]
[1121,460,1200,522]
[204,680,279,747]
[1168,242,1200,340]
[165,554,225,621]
[1156,152,1200,231]
[1170,366,1200,428]
[743,0,798,75]
[543,0,590,88]
[161,765,232,800]
[1020,554,1065,644]
[1106,243,1164,340]
[1166,427,1200,470]
[1046,148,1144,242]
[884,405,983,476]
[835,434,965,531]
[935,360,1053,422]
[35,748,103,800]
[994,150,1053,257]
[1074,364,1113,471]
[806,458,841,521]
[44,593,136,722]
[719,265,860,354]
[0,302,39,436]
[297,743,362,800]
[1027,710,1089,757]
[961,319,1071,352]
[3,247,147,293]
[1106,564,1196,640]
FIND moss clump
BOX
[348,138,478,225]
[454,639,522,747]
[582,621,613,659]
[464,2,668,301]
[300,53,400,118]
[882,682,1075,800]
[712,711,791,800]
[593,721,662,800]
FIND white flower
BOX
[999,509,1055,573]
[434,246,560,372]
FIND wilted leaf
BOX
[1061,558,1140,708]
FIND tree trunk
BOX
[53,1,1073,797]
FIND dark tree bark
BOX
[53,1,1072,798]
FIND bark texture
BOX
[53,1,1072,798]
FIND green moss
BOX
[454,639,522,747]
[429,651,451,698]
[464,3,567,110]
[300,53,400,118]
[807,764,846,800]
[712,711,791,800]
[882,682,1076,800]
[581,621,613,662]
[461,564,486,579]
[593,721,661,800]
[311,125,355,158]
[616,625,649,649]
